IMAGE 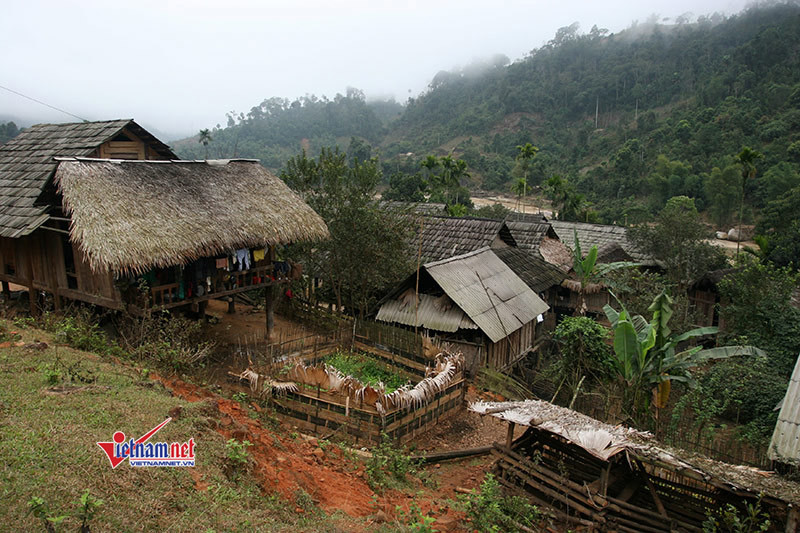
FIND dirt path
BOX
[158,375,481,531]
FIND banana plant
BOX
[603,290,765,420]
[571,230,638,315]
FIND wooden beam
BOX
[506,421,515,448]
[266,245,275,339]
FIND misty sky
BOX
[1,0,750,140]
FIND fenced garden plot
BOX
[233,349,466,445]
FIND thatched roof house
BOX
[473,400,800,531]
[56,158,327,274]
[0,120,327,318]
[376,247,549,373]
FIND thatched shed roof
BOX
[425,248,547,343]
[0,119,176,238]
[375,292,479,333]
[471,400,800,504]
[494,247,567,293]
[55,158,329,273]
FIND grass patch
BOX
[322,350,410,392]
[0,321,363,532]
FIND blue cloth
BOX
[235,249,251,271]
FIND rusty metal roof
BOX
[424,247,549,343]
[769,353,800,465]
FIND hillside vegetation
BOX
[173,2,800,244]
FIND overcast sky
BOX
[1,0,751,140]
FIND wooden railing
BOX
[145,264,278,309]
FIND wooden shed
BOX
[375,247,550,374]
[0,121,328,324]
[472,400,800,532]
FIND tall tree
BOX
[734,147,763,257]
[629,196,727,289]
[198,129,212,160]
[515,143,539,212]
[281,148,412,317]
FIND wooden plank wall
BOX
[0,232,122,309]
[487,320,536,371]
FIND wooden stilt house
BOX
[0,121,328,328]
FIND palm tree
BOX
[451,158,470,205]
[515,143,539,212]
[511,177,527,211]
[198,129,213,160]
[734,147,763,258]
[420,155,440,193]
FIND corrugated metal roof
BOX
[0,120,176,238]
[769,354,800,464]
[375,292,478,332]
[425,248,549,343]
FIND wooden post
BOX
[265,245,275,340]
[786,505,799,533]
[506,422,515,448]
[1,281,9,301]
[227,296,235,314]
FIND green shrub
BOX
[703,498,770,533]
[224,439,252,481]
[462,474,540,533]
[365,434,419,491]
[397,502,437,533]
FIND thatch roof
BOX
[0,119,176,238]
[410,216,516,263]
[494,247,567,293]
[550,220,653,264]
[55,158,329,273]
[471,400,800,504]
[539,237,573,270]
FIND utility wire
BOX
[0,84,89,122]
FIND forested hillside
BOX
[173,2,800,249]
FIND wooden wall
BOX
[0,232,121,310]
[486,320,536,371]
